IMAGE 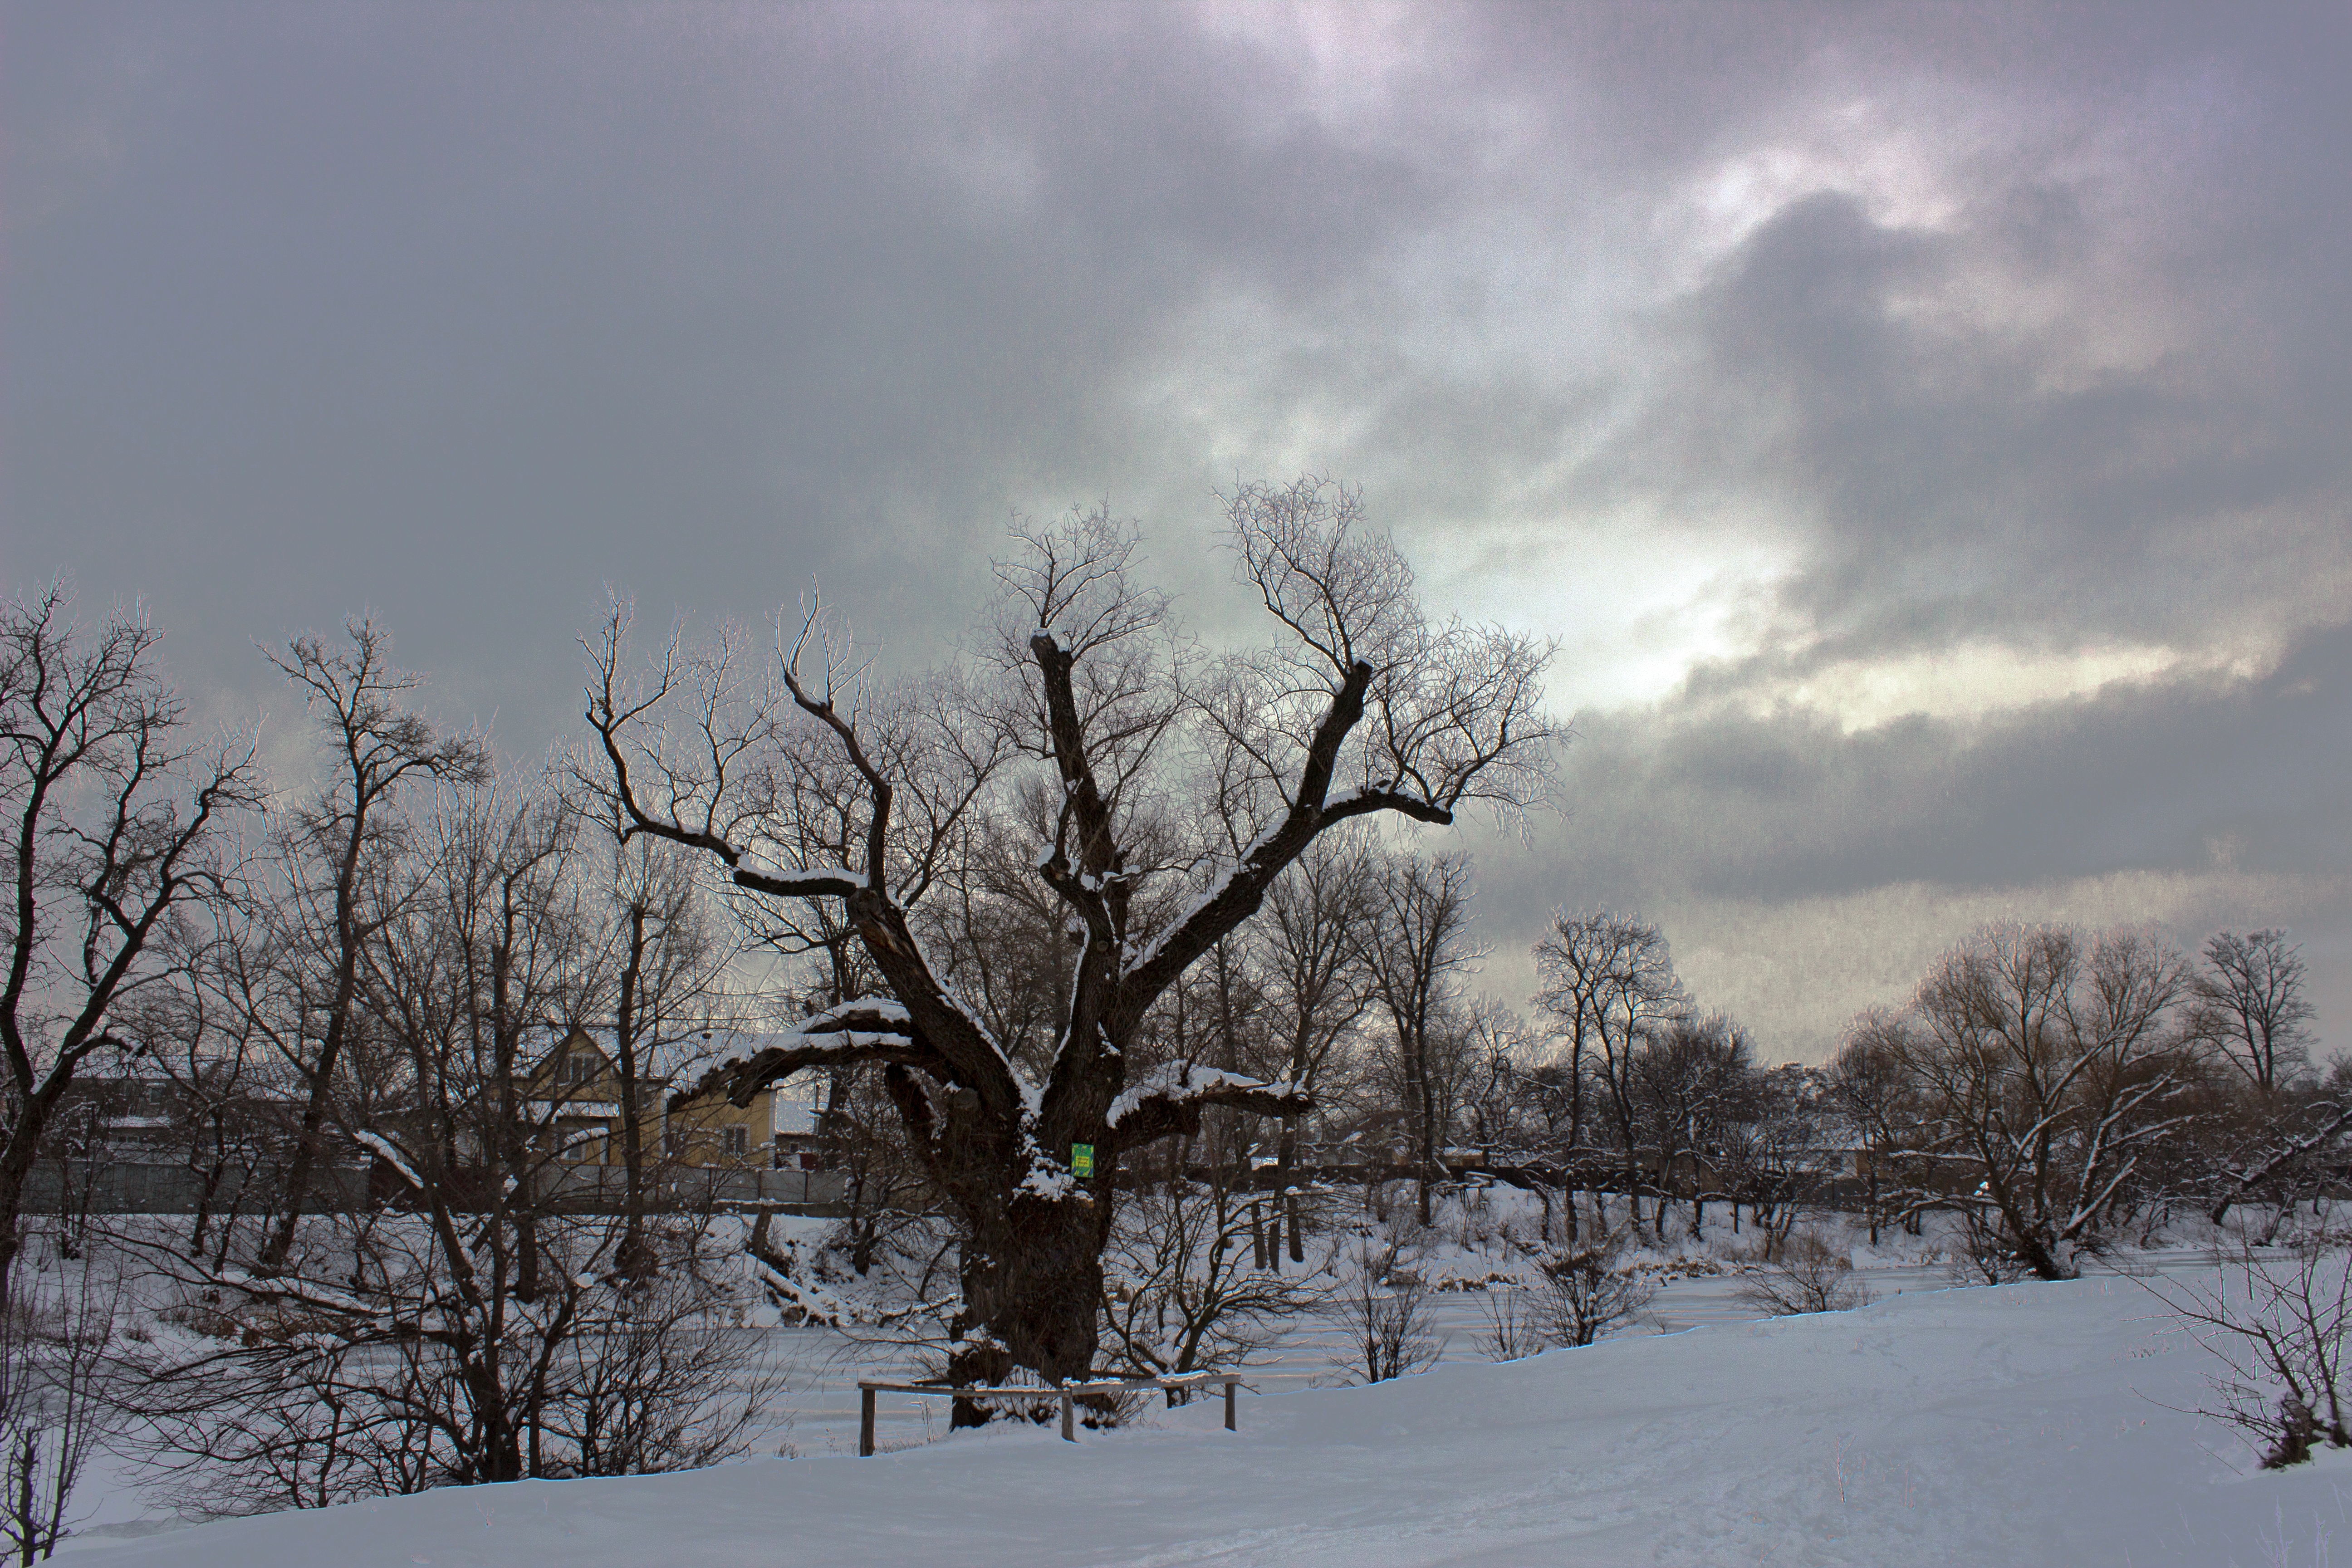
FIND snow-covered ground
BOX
[60,1259,2352,1568]
[773,1209,1961,1458]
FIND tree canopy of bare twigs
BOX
[1533,911,1683,1235]
[254,621,489,1270]
[2190,929,2317,1096]
[0,583,261,1308]
[579,477,1554,1400]
[1365,851,1483,1227]
[1886,923,2198,1280]
[127,776,778,1507]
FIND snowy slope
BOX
[63,1275,2352,1568]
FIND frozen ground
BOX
[60,1253,2352,1568]
[775,1210,1964,1458]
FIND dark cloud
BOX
[2,3,1458,718]
[4,1,2346,1054]
[1643,183,2351,662]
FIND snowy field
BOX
[774,1234,1966,1460]
[59,1250,2352,1568]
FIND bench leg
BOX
[860,1386,877,1456]
[1224,1379,1236,1431]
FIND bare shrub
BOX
[1475,1285,1544,1362]
[2146,1239,2352,1470]
[124,1212,778,1515]
[1099,1180,1325,1398]
[1336,1230,1444,1383]
[1945,1207,2035,1286]
[1736,1232,1874,1316]
[0,1254,123,1561]
[1527,1231,1655,1348]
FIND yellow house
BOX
[523,1029,829,1171]
[520,1029,665,1167]
[665,1079,784,1169]
[663,1036,832,1171]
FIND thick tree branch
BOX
[1117,658,1376,1015]
[672,1001,943,1110]
[1109,1076,1317,1149]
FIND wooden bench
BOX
[855,1370,1245,1454]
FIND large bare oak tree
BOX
[583,479,1552,1398]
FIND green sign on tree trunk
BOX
[1070,1143,1095,1177]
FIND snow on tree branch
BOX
[353,1131,423,1192]
[1108,1061,1310,1130]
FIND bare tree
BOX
[2199,1094,2352,1232]
[1456,999,1539,1155]
[1824,1011,1916,1246]
[586,478,1553,1401]
[0,584,260,1309]
[585,839,735,1280]
[132,779,773,1507]
[1366,851,1483,1226]
[807,1045,940,1279]
[1711,1068,1827,1250]
[1531,908,1623,1235]
[2191,930,2317,1096]
[0,1252,122,1563]
[1565,915,1683,1234]
[1627,1013,1753,1241]
[139,919,299,1269]
[1895,924,2196,1280]
[1254,835,1376,1265]
[255,622,487,1270]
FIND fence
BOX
[19,1161,363,1215]
[544,1164,848,1212]
[19,1159,848,1216]
[856,1371,1245,1455]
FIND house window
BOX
[563,1053,596,1087]
[723,1125,748,1157]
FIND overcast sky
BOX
[5,1,2346,1060]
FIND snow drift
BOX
[63,1274,2352,1567]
